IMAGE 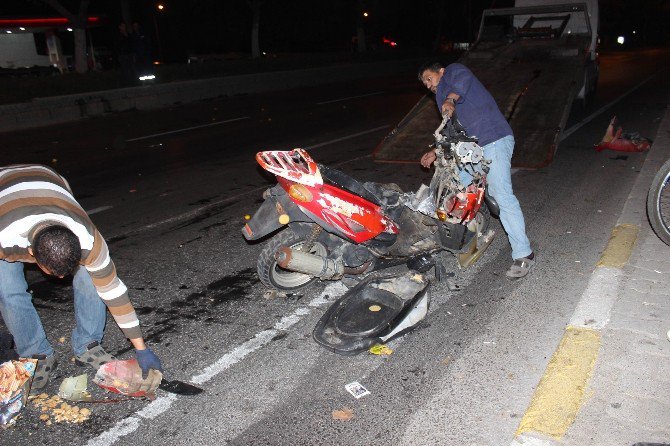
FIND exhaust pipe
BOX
[275,247,344,280]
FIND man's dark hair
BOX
[417,61,445,81]
[33,225,81,277]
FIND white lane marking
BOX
[125,116,250,142]
[307,125,389,150]
[316,91,385,105]
[86,205,114,215]
[105,125,390,240]
[559,70,663,142]
[86,283,347,446]
[568,267,620,329]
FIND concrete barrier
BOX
[0,58,422,133]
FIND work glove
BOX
[136,347,163,379]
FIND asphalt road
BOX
[0,49,668,445]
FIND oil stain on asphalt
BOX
[116,267,258,355]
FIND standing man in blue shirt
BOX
[418,62,535,279]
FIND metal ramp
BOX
[374,3,594,169]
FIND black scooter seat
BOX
[313,272,430,355]
[335,288,403,336]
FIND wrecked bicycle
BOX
[242,115,500,293]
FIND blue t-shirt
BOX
[436,63,512,146]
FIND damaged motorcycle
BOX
[242,116,498,354]
[242,115,499,291]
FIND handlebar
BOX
[433,112,478,145]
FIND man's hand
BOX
[420,149,437,168]
[441,99,455,118]
[136,347,163,379]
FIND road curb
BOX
[511,105,670,445]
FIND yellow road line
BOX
[516,326,601,438]
[515,224,639,441]
[596,224,639,268]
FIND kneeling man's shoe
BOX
[30,354,57,393]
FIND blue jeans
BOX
[459,135,532,260]
[0,260,107,357]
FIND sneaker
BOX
[75,341,116,370]
[506,253,535,280]
[30,354,57,393]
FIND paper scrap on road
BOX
[345,381,370,399]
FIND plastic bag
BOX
[93,359,162,400]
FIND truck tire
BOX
[257,230,328,291]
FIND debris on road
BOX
[31,394,91,424]
[368,344,393,356]
[94,359,162,400]
[314,272,430,355]
[158,379,203,396]
[345,381,370,399]
[0,358,36,427]
[58,374,92,402]
[594,116,651,153]
[332,408,354,421]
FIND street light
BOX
[153,3,165,61]
[363,12,369,17]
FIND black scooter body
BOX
[313,272,430,355]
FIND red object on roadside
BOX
[93,359,161,400]
[594,116,652,153]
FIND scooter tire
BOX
[257,230,328,291]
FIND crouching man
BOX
[0,164,162,390]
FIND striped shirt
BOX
[0,165,142,340]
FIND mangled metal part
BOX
[454,141,485,164]
[458,229,495,268]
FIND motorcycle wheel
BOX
[474,202,491,235]
[646,158,670,246]
[257,230,328,291]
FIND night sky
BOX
[2,0,669,62]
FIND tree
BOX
[247,0,264,58]
[40,0,90,73]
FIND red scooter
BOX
[242,116,498,291]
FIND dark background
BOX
[3,0,669,64]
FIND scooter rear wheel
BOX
[257,230,328,291]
